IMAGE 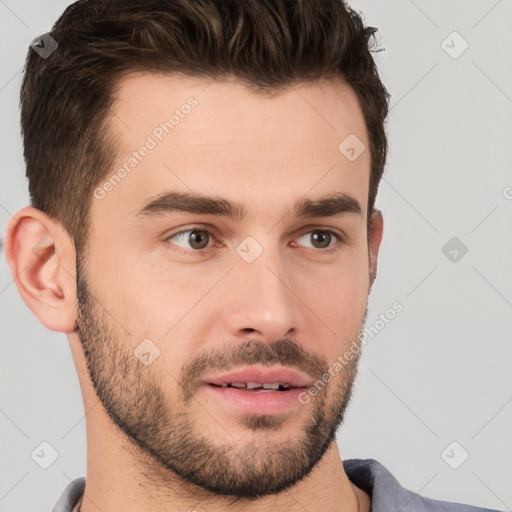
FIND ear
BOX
[4,206,77,332]
[368,208,383,286]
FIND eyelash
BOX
[164,225,345,256]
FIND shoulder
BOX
[52,477,86,512]
[343,458,504,512]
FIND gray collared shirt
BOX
[52,458,505,511]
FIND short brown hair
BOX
[20,0,389,256]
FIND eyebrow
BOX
[135,190,363,221]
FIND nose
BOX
[223,244,300,343]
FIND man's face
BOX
[75,73,379,498]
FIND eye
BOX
[164,227,215,254]
[295,229,344,253]
[164,226,344,255]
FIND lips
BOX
[204,366,312,389]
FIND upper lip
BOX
[204,366,313,388]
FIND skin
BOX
[5,72,383,511]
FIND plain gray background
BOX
[1,1,511,511]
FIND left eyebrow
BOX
[295,193,362,218]
[134,190,363,221]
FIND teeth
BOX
[217,382,292,389]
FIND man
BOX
[3,0,503,511]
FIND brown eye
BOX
[310,230,332,249]
[166,228,213,252]
[297,229,342,251]
[187,230,210,249]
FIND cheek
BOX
[309,278,367,332]
[299,247,369,306]
[297,254,369,354]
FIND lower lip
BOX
[204,385,307,415]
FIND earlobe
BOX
[369,209,384,284]
[4,206,77,333]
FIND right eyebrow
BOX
[135,191,247,220]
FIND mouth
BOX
[208,382,299,392]
[204,366,311,389]
[202,366,312,414]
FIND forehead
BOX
[110,71,368,149]
[96,71,370,224]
